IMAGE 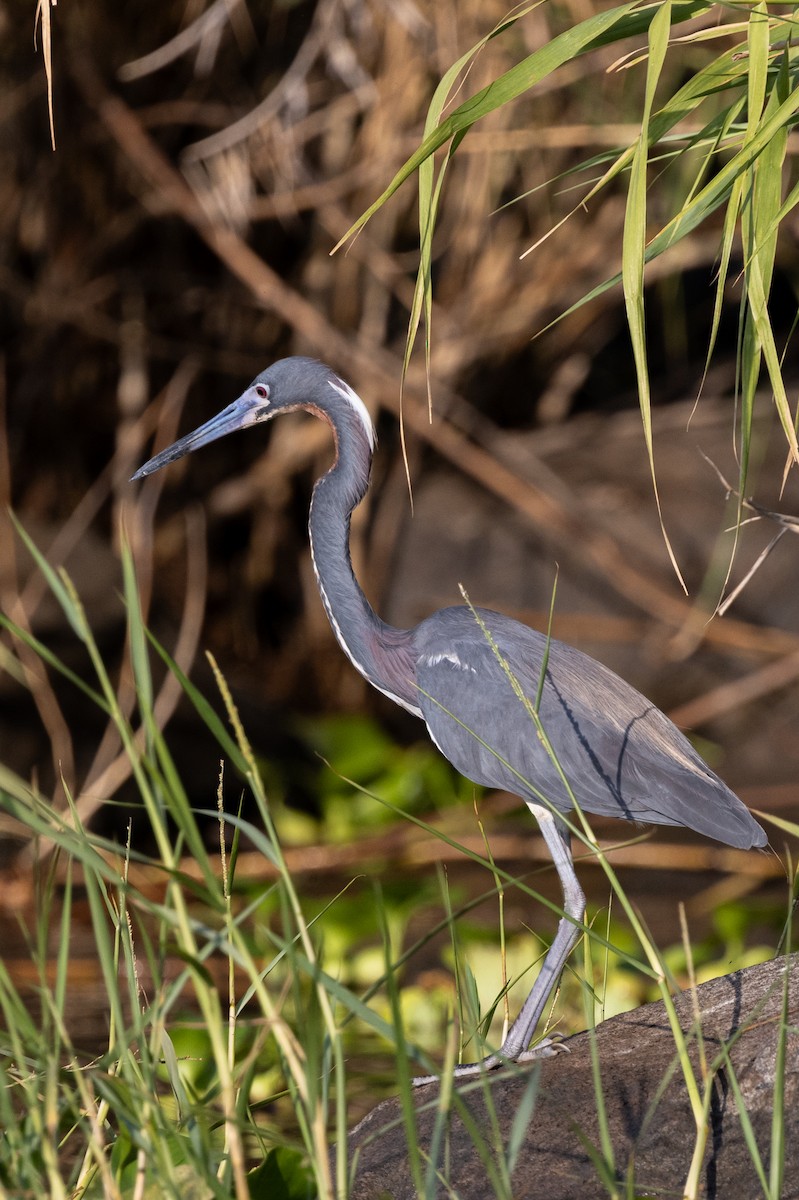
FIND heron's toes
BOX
[517,1034,569,1062]
[412,1070,442,1086]
[412,1036,569,1085]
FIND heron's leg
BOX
[494,805,584,1062]
[414,806,584,1084]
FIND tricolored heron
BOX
[133,356,767,1078]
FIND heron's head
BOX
[131,357,374,481]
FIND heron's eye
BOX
[255,385,268,400]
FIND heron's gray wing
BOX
[415,636,573,811]
[413,611,766,849]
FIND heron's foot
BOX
[516,1033,569,1062]
[412,1036,567,1087]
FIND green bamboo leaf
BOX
[657,81,799,252]
[403,144,449,398]
[405,6,541,383]
[522,50,749,270]
[563,47,750,236]
[757,174,799,250]
[622,0,688,588]
[698,108,746,397]
[739,32,797,482]
[745,0,770,137]
[535,43,752,327]
[334,0,711,250]
[547,68,799,335]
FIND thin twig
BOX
[118,0,255,82]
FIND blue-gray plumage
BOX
[133,356,767,1078]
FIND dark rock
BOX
[342,954,798,1199]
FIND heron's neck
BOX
[308,437,420,716]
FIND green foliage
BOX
[8,4,799,1195]
[0,531,353,1196]
[340,0,799,550]
[292,713,474,838]
[0,524,793,1197]
[247,1148,315,1200]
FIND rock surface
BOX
[342,954,798,1199]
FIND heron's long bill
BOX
[131,391,263,481]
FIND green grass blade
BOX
[8,513,88,641]
[121,534,153,715]
[0,614,109,712]
[768,907,791,1197]
[146,632,249,775]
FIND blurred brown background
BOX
[1,0,798,865]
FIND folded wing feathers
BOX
[413,609,766,850]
